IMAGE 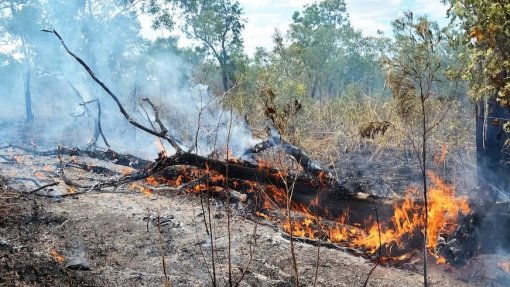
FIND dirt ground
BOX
[0,142,508,286]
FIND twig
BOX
[29,181,59,193]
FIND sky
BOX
[236,0,449,56]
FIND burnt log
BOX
[243,136,324,176]
[1,144,150,169]
[438,202,510,266]
[152,152,398,225]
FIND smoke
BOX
[0,0,257,159]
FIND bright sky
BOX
[237,0,449,56]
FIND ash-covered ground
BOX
[1,147,509,287]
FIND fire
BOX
[426,171,470,248]
[498,261,510,273]
[67,186,77,194]
[275,171,471,263]
[50,248,65,264]
[129,183,153,198]
[436,256,447,264]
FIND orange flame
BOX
[129,183,153,198]
[67,186,77,194]
[50,248,65,264]
[275,171,471,262]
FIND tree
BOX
[383,13,448,287]
[288,0,387,98]
[148,0,246,93]
[443,0,510,199]
[0,0,45,122]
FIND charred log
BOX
[243,136,325,176]
[1,144,150,169]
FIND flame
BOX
[436,256,447,264]
[498,261,510,273]
[129,183,153,198]
[50,248,65,264]
[274,171,471,263]
[67,186,77,194]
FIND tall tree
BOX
[443,0,510,199]
[148,0,245,92]
[288,0,386,98]
[383,13,447,287]
[0,0,44,122]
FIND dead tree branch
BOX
[42,29,184,154]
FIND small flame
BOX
[50,248,65,264]
[272,171,471,263]
[129,183,153,198]
[67,186,77,194]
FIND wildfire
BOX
[50,248,65,264]
[280,171,471,263]
[116,154,469,265]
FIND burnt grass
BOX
[0,184,99,286]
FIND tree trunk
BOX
[475,95,510,201]
[221,62,229,92]
[24,66,34,122]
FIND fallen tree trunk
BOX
[152,152,398,224]
[1,144,150,169]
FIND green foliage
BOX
[444,0,510,106]
[288,0,386,98]
[147,0,246,92]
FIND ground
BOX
[0,138,508,286]
[1,177,507,286]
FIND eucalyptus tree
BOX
[148,0,246,93]
[288,0,387,98]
